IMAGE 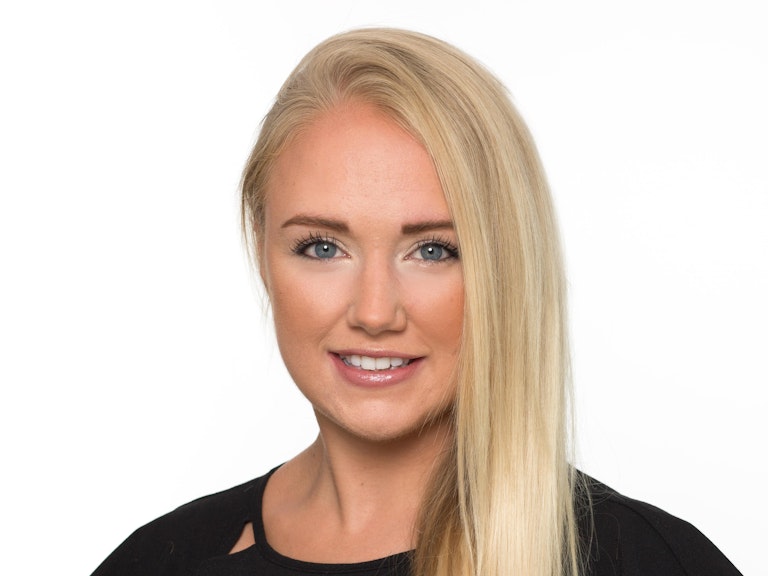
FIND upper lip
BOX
[332,349,419,359]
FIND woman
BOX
[93,28,741,576]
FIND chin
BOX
[316,407,454,446]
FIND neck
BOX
[290,412,453,536]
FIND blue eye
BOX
[413,240,458,262]
[292,234,342,260]
[312,241,338,258]
[420,244,444,260]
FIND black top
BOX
[92,468,742,576]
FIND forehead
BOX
[266,102,450,225]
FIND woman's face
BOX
[260,102,463,442]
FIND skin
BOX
[231,101,464,562]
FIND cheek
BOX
[267,264,350,343]
[403,272,464,348]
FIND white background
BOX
[1,1,765,574]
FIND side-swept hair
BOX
[242,28,583,576]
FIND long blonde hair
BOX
[242,28,583,576]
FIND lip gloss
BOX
[330,353,421,388]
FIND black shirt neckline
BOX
[245,466,413,574]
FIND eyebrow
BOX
[401,219,454,235]
[281,214,454,235]
[281,215,349,232]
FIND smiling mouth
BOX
[338,354,413,371]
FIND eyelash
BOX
[290,232,460,261]
[412,236,460,261]
[291,232,341,258]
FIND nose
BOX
[347,259,406,335]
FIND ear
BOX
[256,243,271,299]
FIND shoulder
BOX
[580,475,742,576]
[91,474,268,576]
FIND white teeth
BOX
[340,355,412,371]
